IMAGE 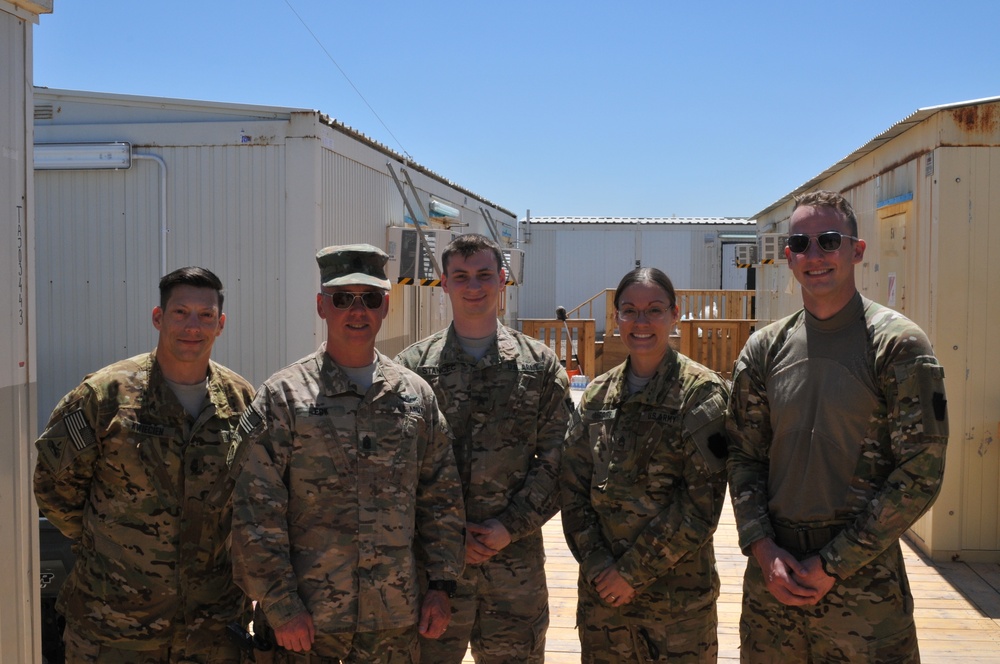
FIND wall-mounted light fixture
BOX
[717,232,758,241]
[429,199,459,219]
[34,142,132,170]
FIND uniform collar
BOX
[441,322,519,365]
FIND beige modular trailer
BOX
[2,3,53,663]
[32,88,518,431]
[751,97,1000,562]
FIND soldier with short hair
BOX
[726,190,949,662]
[395,233,572,663]
[231,244,465,663]
[34,266,254,663]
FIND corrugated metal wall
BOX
[35,143,288,423]
[522,223,745,335]
[751,106,1000,561]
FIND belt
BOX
[772,523,846,554]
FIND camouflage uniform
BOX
[33,350,255,663]
[395,323,572,663]
[727,293,949,662]
[230,345,465,661]
[561,349,730,663]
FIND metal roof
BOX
[752,95,1000,220]
[33,87,515,218]
[526,216,752,225]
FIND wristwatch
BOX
[426,579,457,598]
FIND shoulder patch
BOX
[63,409,97,451]
[239,404,264,436]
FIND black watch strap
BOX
[426,579,457,598]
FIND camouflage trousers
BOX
[63,622,241,664]
[419,538,549,663]
[739,542,919,663]
[252,625,418,664]
[576,592,718,664]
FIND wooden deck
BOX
[464,394,1000,662]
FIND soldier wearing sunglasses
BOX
[726,190,948,662]
[231,244,465,663]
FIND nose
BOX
[183,311,202,329]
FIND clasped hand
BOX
[752,538,836,606]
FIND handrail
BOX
[564,289,612,320]
[520,318,596,377]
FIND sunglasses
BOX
[786,231,859,254]
[321,291,385,309]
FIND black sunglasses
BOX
[787,231,858,254]
[321,291,385,309]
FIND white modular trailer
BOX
[519,216,755,334]
[3,3,52,663]
[751,97,1000,562]
[33,88,518,431]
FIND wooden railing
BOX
[534,289,756,379]
[678,319,754,380]
[676,290,756,320]
[520,318,596,377]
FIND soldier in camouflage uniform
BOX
[395,234,572,663]
[561,267,730,663]
[33,267,254,663]
[230,244,465,663]
[726,190,949,663]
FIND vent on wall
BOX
[759,233,788,264]
[35,104,54,120]
[735,244,757,267]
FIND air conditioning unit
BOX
[759,233,788,264]
[734,244,757,268]
[502,249,525,285]
[386,226,455,286]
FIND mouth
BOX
[805,268,833,277]
[630,332,654,340]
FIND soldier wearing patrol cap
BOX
[726,190,949,662]
[33,266,254,663]
[231,243,465,663]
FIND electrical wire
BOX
[282,0,412,160]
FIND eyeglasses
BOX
[617,305,672,322]
[786,231,859,254]
[321,291,385,309]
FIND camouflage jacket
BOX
[395,323,571,544]
[33,350,254,645]
[726,293,949,577]
[230,346,465,635]
[561,349,729,616]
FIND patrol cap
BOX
[316,244,391,290]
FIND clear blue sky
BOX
[32,0,1000,219]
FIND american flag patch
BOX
[63,410,97,451]
[238,405,264,436]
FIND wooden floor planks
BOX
[463,492,1000,662]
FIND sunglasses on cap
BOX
[786,231,859,254]
[321,291,385,309]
